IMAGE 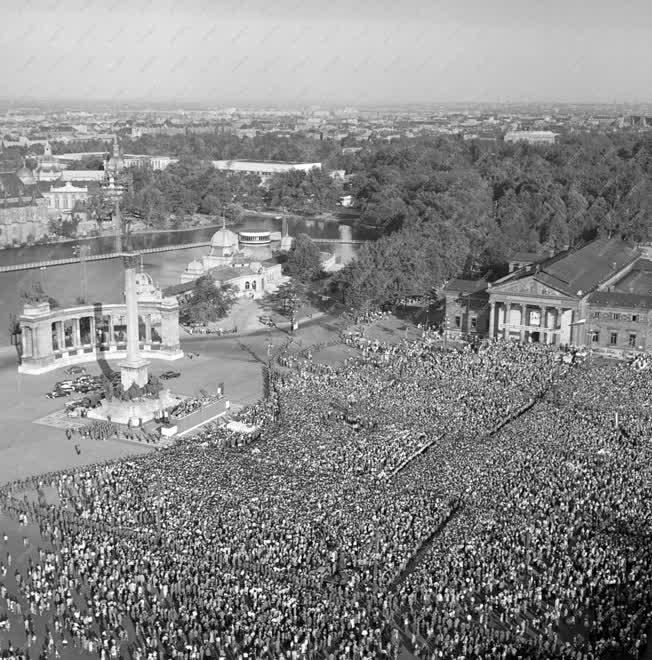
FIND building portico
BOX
[443,239,652,357]
[488,298,574,345]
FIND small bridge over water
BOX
[0,238,368,273]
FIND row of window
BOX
[591,311,643,322]
[590,331,638,347]
[454,315,478,329]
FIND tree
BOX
[48,215,81,239]
[87,189,114,223]
[199,194,221,215]
[286,233,322,282]
[179,276,237,325]
[263,280,309,330]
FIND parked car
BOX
[160,370,181,380]
[64,366,86,376]
[46,389,70,399]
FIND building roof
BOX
[496,238,640,298]
[588,291,652,310]
[0,172,28,197]
[537,239,639,296]
[510,251,540,263]
[443,278,488,295]
[208,265,259,280]
[163,281,195,297]
[0,172,42,201]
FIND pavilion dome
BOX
[210,227,238,250]
[185,259,205,275]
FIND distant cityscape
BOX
[3,103,652,151]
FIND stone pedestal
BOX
[88,389,182,426]
[119,357,150,390]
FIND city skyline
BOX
[2,0,652,106]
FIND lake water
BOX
[0,215,369,348]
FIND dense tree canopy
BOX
[107,158,342,227]
[285,233,322,282]
[334,133,652,308]
[179,276,237,326]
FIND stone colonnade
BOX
[18,298,183,374]
[489,300,569,344]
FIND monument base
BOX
[87,389,183,426]
[119,357,150,390]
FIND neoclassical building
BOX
[444,238,652,356]
[18,271,183,375]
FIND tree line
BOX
[105,159,344,227]
[332,132,652,309]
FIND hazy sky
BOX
[2,0,652,106]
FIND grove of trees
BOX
[112,159,342,228]
[334,132,652,309]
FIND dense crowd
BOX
[65,421,160,446]
[0,332,650,660]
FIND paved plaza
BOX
[0,307,417,485]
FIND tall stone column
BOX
[488,302,495,339]
[119,255,149,390]
[520,304,527,342]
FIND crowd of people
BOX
[65,421,161,446]
[0,329,650,660]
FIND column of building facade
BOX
[520,304,526,342]
[488,302,495,339]
[159,299,181,353]
[72,318,80,348]
[145,315,152,344]
[58,321,65,352]
[504,302,511,339]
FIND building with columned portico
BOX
[18,271,183,375]
[443,237,652,357]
